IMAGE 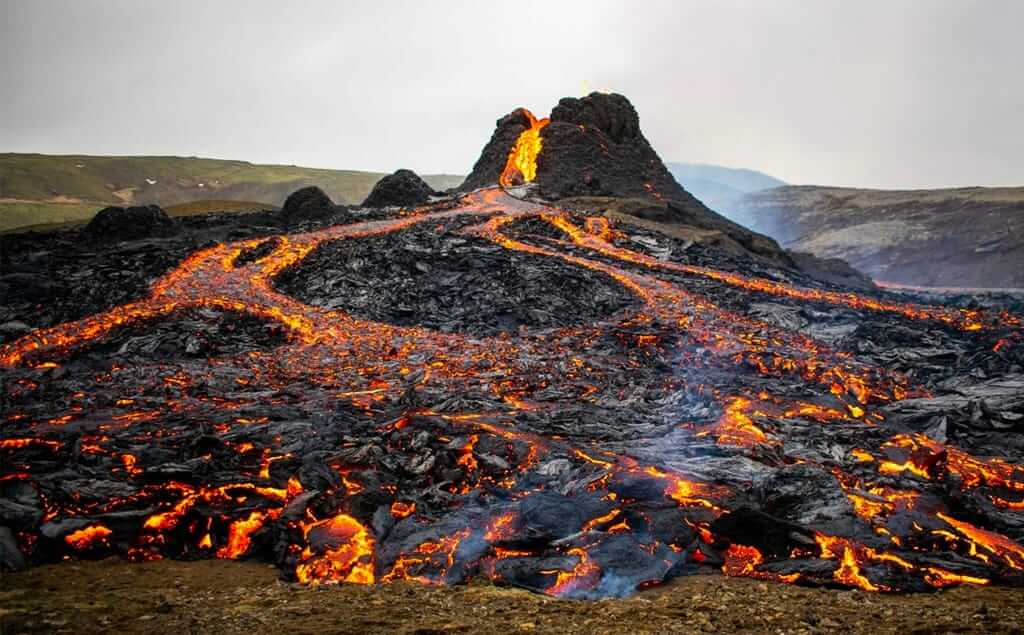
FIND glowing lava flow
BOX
[499,110,549,188]
[543,214,1004,332]
[2,185,1023,595]
[295,514,376,584]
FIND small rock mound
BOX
[84,205,175,242]
[281,186,334,223]
[361,169,436,208]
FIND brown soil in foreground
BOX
[1,560,1022,634]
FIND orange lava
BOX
[722,544,800,584]
[2,185,1021,594]
[390,501,416,519]
[217,510,272,559]
[64,525,113,550]
[937,512,1024,570]
[500,110,549,188]
[547,546,601,596]
[295,514,376,584]
[815,535,883,591]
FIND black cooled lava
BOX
[1,94,1023,597]
[274,219,638,335]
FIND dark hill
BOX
[459,93,867,286]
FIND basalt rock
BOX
[361,169,436,208]
[535,93,681,203]
[0,526,27,570]
[84,205,175,242]
[281,186,334,224]
[274,216,637,336]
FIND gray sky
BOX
[2,0,1021,188]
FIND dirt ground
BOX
[1,559,1022,634]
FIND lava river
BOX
[2,181,1023,596]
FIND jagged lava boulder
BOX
[280,186,334,224]
[84,204,175,242]
[361,169,436,208]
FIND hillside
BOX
[666,162,785,213]
[729,185,1024,288]
[0,153,463,232]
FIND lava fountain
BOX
[499,110,549,188]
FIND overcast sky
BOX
[1,0,1021,188]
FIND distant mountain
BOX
[666,162,786,212]
[667,163,1024,288]
[730,185,1024,288]
[0,153,463,232]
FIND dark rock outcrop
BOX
[274,220,637,336]
[361,169,436,208]
[535,93,680,202]
[281,186,334,224]
[460,93,692,205]
[0,526,27,570]
[83,205,175,242]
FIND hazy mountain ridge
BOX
[0,153,463,232]
[729,185,1024,288]
[666,162,786,212]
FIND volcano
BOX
[1,93,1023,598]
[461,92,828,275]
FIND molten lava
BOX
[499,110,549,188]
[1,184,1022,596]
[65,525,113,550]
[295,514,375,585]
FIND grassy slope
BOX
[0,153,464,232]
[163,200,278,215]
[0,200,102,232]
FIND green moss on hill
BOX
[0,153,463,232]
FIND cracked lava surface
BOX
[2,186,1023,597]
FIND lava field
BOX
[2,94,1024,598]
